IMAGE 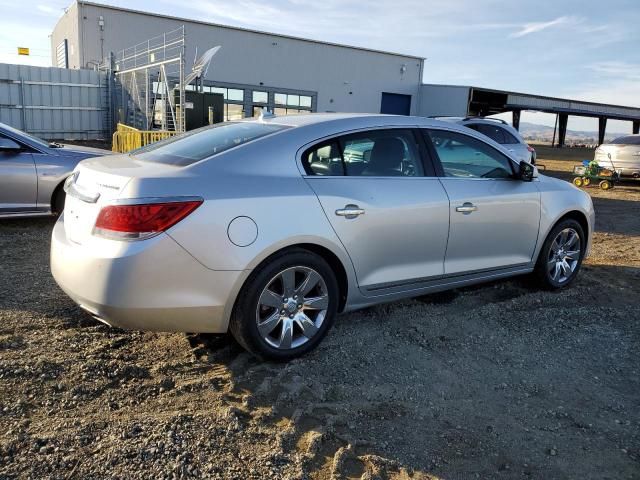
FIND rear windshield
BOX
[609,135,640,145]
[132,122,290,166]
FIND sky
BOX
[1,0,638,132]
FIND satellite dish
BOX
[183,46,221,87]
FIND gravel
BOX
[0,168,639,479]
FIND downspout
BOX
[416,58,425,116]
[78,1,85,68]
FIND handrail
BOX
[112,123,178,153]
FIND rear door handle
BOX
[335,204,365,219]
[456,202,477,214]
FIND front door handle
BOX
[335,204,365,219]
[456,202,478,214]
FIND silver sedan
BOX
[0,122,111,218]
[51,114,594,360]
[594,134,640,178]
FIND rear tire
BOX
[599,180,612,190]
[534,219,585,290]
[572,177,583,187]
[229,249,339,361]
[582,177,591,186]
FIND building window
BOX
[212,87,226,98]
[252,91,268,103]
[227,89,244,102]
[226,104,244,121]
[204,83,314,120]
[275,107,308,115]
[273,92,313,114]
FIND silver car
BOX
[51,114,594,360]
[457,117,536,164]
[0,122,111,218]
[594,134,640,178]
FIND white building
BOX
[51,1,425,120]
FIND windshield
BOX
[132,122,290,166]
[0,122,50,149]
[609,135,640,145]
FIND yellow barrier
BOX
[112,123,179,153]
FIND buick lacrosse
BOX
[51,114,594,360]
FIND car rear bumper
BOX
[50,216,245,333]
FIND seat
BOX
[362,137,404,176]
[309,144,343,176]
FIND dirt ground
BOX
[0,147,639,479]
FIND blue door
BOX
[380,93,411,115]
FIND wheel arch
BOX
[556,210,589,244]
[536,209,590,265]
[234,242,350,315]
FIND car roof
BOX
[242,112,466,130]
[234,113,523,164]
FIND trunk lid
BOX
[595,144,640,171]
[62,154,182,244]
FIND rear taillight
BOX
[93,199,202,240]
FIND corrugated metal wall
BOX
[0,63,110,140]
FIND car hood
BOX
[537,172,581,192]
[56,144,113,158]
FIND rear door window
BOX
[133,122,289,166]
[302,129,426,177]
[340,129,423,177]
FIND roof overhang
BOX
[466,86,640,122]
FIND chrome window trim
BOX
[296,124,426,178]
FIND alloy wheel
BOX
[255,266,329,350]
[547,228,581,284]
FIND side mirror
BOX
[0,137,21,151]
[519,160,535,182]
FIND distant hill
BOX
[518,122,626,145]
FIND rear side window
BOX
[133,122,289,166]
[426,129,514,179]
[469,123,519,145]
[302,129,425,177]
[501,128,519,144]
[609,135,640,145]
[475,124,506,144]
[303,141,344,176]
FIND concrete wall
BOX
[51,2,424,115]
[0,63,109,140]
[418,84,470,117]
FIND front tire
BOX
[229,249,339,361]
[534,219,585,290]
[52,187,66,215]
